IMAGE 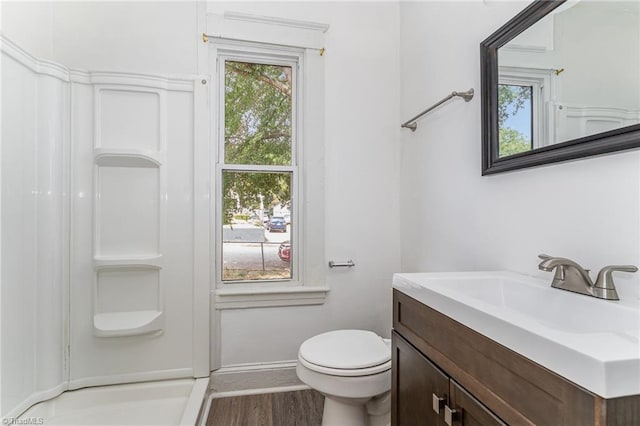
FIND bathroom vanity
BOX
[391,272,640,426]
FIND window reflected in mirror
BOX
[496,0,640,158]
[499,84,533,157]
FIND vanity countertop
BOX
[393,271,640,399]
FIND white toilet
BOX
[296,329,391,426]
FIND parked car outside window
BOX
[278,241,291,262]
[267,217,287,232]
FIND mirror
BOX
[481,0,640,174]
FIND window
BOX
[498,67,555,157]
[216,48,301,285]
[208,15,329,308]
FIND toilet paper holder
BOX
[328,260,355,268]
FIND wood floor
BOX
[206,389,324,426]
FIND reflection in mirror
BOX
[497,0,640,159]
[499,84,532,157]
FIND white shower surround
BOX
[0,35,209,419]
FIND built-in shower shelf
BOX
[94,148,163,167]
[94,255,163,270]
[93,310,164,337]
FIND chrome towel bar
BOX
[401,88,474,132]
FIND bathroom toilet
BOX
[296,330,391,426]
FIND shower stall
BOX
[1,33,210,422]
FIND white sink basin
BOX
[393,271,640,398]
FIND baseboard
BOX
[210,383,310,399]
[213,360,297,374]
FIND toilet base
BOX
[322,395,367,426]
[320,393,391,426]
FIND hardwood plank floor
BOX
[206,390,324,426]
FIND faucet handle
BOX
[594,265,638,300]
[537,254,567,280]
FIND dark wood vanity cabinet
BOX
[392,331,448,426]
[392,289,640,426]
[393,331,505,426]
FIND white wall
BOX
[209,1,401,366]
[1,2,67,417]
[1,41,68,418]
[399,2,640,290]
[50,1,198,75]
[0,1,54,59]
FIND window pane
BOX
[225,61,292,166]
[498,84,533,158]
[222,171,292,281]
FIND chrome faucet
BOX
[537,254,637,301]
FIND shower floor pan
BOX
[19,378,208,425]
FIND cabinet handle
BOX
[444,405,458,426]
[432,393,445,414]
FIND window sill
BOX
[214,285,329,309]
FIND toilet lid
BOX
[299,330,390,370]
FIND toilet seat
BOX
[298,330,391,377]
[299,354,391,377]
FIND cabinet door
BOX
[449,380,506,426]
[392,331,449,426]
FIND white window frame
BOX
[499,66,556,148]
[211,39,328,309]
[216,46,302,289]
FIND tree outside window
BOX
[220,59,298,282]
[498,84,533,157]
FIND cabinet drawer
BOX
[393,289,598,425]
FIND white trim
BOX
[1,35,195,92]
[220,164,297,173]
[207,12,328,50]
[560,104,640,122]
[214,360,298,373]
[215,285,330,309]
[211,385,310,399]
[214,43,304,288]
[0,35,195,92]
[180,378,210,426]
[555,103,640,142]
[0,35,69,81]
[210,306,222,371]
[193,77,212,377]
[500,44,547,54]
[224,11,329,33]
[499,66,556,148]
[69,70,194,91]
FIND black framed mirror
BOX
[481,0,640,175]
